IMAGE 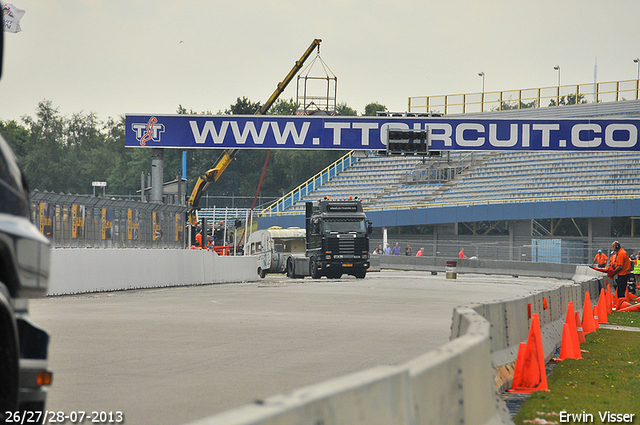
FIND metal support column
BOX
[151,148,164,203]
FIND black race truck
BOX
[286,198,372,279]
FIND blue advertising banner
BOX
[125,114,640,151]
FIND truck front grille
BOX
[327,237,367,254]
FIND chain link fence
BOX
[373,235,638,265]
[31,190,188,248]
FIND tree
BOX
[267,98,299,115]
[497,99,537,111]
[548,93,587,107]
[19,101,66,191]
[224,97,261,115]
[364,102,387,116]
[335,102,357,116]
[0,119,30,160]
[177,104,213,115]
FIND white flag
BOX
[2,3,25,33]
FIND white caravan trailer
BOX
[245,227,306,278]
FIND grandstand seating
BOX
[266,150,640,213]
[260,100,640,215]
[432,151,640,204]
[280,152,481,211]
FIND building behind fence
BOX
[31,191,188,249]
[30,191,260,250]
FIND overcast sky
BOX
[0,0,639,122]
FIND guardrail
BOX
[408,79,640,114]
[258,192,640,217]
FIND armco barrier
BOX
[47,249,258,295]
[185,261,604,425]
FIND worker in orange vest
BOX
[611,241,632,298]
[592,250,607,268]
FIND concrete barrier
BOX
[407,307,511,425]
[187,306,511,425]
[189,366,413,425]
[47,249,258,295]
[375,255,579,279]
[453,277,601,391]
[184,263,603,425]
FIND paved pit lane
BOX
[29,270,572,425]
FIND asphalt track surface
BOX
[29,270,571,425]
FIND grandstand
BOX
[261,99,640,216]
[263,149,640,213]
[257,96,640,264]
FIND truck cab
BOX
[286,198,372,279]
[306,199,371,279]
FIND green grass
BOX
[514,312,640,425]
[608,309,640,328]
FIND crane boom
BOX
[187,39,322,225]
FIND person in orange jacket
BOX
[611,241,632,298]
[593,250,608,268]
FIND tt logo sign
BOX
[132,117,165,145]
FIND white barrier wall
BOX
[47,249,258,295]
[194,366,414,425]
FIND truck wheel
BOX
[310,257,321,279]
[286,258,295,278]
[354,269,367,279]
[0,301,19,416]
[258,268,267,279]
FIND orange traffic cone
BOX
[618,298,631,310]
[606,285,613,314]
[613,293,619,310]
[575,312,586,343]
[565,302,581,358]
[509,342,527,391]
[582,291,597,335]
[597,288,608,324]
[625,286,637,303]
[508,314,548,393]
[555,322,578,361]
[619,303,640,312]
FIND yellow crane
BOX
[186,39,322,226]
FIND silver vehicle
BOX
[245,227,306,278]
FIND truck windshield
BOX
[323,219,366,233]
